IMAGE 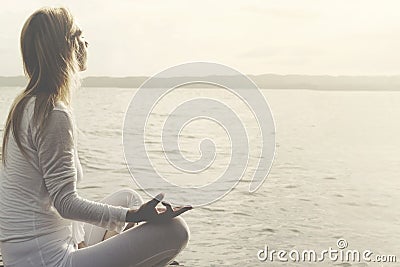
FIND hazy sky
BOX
[1,0,399,77]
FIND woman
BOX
[0,7,192,267]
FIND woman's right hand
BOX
[126,193,192,223]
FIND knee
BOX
[163,216,190,251]
[119,188,144,207]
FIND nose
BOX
[84,41,89,48]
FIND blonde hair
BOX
[2,7,82,166]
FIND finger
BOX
[173,205,193,212]
[147,193,164,208]
[161,201,174,213]
[156,207,166,213]
[172,206,192,217]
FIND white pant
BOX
[1,189,190,267]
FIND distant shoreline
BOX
[1,74,400,91]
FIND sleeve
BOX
[35,109,129,233]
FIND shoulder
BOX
[30,97,77,144]
[53,100,73,116]
[37,107,76,146]
[47,109,74,129]
[42,102,75,132]
[28,95,73,119]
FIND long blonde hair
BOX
[2,7,82,166]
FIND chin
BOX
[79,63,87,72]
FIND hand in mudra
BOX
[126,193,192,223]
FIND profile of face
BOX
[73,28,88,71]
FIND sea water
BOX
[1,87,399,266]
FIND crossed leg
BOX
[68,189,190,267]
[83,189,144,246]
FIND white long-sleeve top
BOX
[0,96,129,242]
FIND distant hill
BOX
[0,76,27,87]
[1,74,400,90]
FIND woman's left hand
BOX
[126,193,192,223]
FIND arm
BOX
[35,109,129,232]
